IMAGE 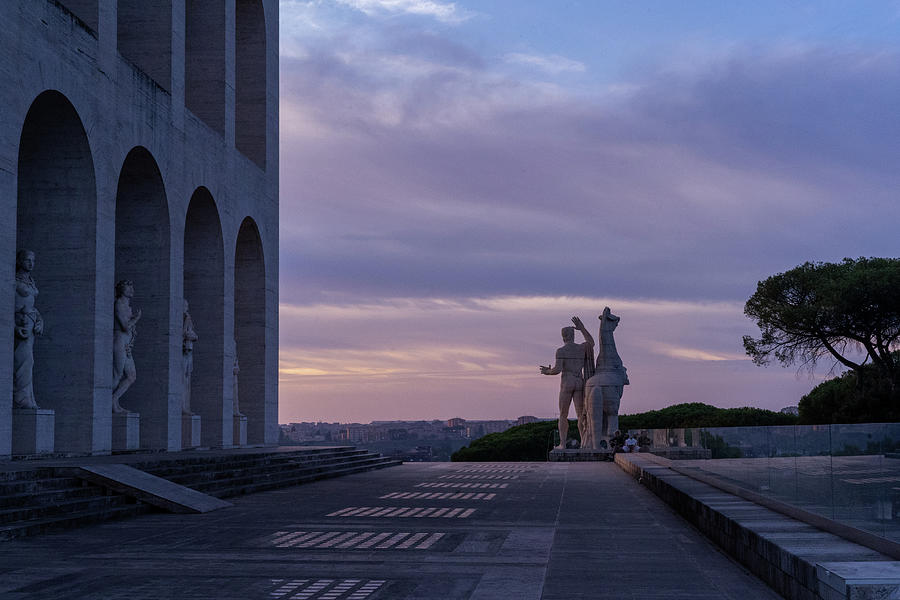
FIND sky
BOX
[276,0,900,424]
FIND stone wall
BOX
[616,453,900,599]
[0,0,279,457]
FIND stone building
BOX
[0,0,279,457]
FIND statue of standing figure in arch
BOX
[232,351,244,418]
[13,249,44,409]
[112,280,141,413]
[581,307,629,450]
[182,299,199,415]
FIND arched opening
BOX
[115,147,171,449]
[117,0,172,92]
[17,91,97,453]
[185,0,226,134]
[184,188,225,447]
[234,217,266,444]
[60,0,99,32]
[235,0,267,168]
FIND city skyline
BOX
[277,1,900,422]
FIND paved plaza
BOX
[0,462,781,599]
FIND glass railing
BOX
[632,423,900,542]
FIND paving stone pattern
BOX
[0,462,782,599]
[380,491,496,500]
[438,474,519,480]
[326,506,477,518]
[415,482,508,488]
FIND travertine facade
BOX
[0,0,279,456]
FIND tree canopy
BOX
[450,404,795,461]
[743,257,900,383]
[618,402,796,429]
[799,352,900,424]
[451,420,566,462]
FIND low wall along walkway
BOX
[616,452,900,600]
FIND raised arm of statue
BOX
[573,316,593,348]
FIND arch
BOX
[60,0,99,32]
[235,0,267,168]
[234,217,266,444]
[184,187,225,447]
[16,90,97,453]
[117,0,172,91]
[185,0,226,133]
[115,147,171,449]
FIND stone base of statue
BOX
[12,408,55,455]
[233,414,247,447]
[549,448,613,462]
[650,447,712,460]
[182,414,201,449]
[112,411,140,451]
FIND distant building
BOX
[780,406,800,416]
[465,420,514,439]
[447,418,466,428]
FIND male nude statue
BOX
[112,280,141,413]
[539,316,594,449]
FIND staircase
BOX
[0,446,400,540]
[0,467,147,540]
[135,447,400,498]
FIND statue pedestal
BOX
[233,415,247,446]
[12,408,55,455]
[112,412,140,451]
[182,414,201,448]
[549,448,613,462]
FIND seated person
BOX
[624,433,638,452]
[637,431,651,451]
[610,429,626,453]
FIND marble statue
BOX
[112,280,141,413]
[182,299,198,415]
[13,249,44,409]
[539,316,594,449]
[232,353,244,417]
[582,307,629,450]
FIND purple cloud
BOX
[277,16,900,421]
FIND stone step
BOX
[165,454,395,493]
[0,476,88,497]
[143,453,379,483]
[0,467,59,482]
[0,491,137,526]
[0,484,101,510]
[133,448,366,468]
[129,449,369,474]
[204,457,403,498]
[169,455,400,497]
[135,451,370,478]
[77,465,232,514]
[0,447,401,540]
[0,501,151,541]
